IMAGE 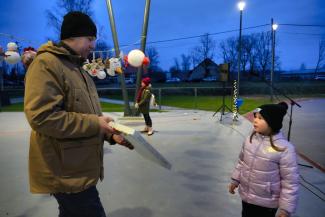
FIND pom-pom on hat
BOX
[60,11,97,40]
[254,102,288,133]
[142,77,151,86]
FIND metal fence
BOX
[97,86,233,111]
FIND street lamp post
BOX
[271,18,278,101]
[105,0,132,116]
[237,1,245,97]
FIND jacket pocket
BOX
[60,142,100,177]
[270,182,281,196]
[72,88,83,112]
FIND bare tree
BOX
[315,39,325,75]
[219,37,238,74]
[189,49,200,68]
[255,31,272,79]
[146,46,160,70]
[241,35,258,77]
[180,54,191,72]
[173,58,180,71]
[191,33,216,62]
[169,58,181,79]
[46,0,95,40]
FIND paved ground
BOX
[0,102,324,217]
[282,98,325,169]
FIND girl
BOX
[229,102,299,217]
[135,77,154,136]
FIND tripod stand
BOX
[264,81,312,169]
[264,81,301,141]
[213,81,232,121]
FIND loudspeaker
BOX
[219,63,229,82]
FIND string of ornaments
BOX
[0,42,37,68]
[232,80,239,121]
[0,41,150,77]
[82,49,150,79]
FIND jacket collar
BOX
[57,42,86,66]
[37,41,85,66]
[255,131,286,142]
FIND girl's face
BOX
[141,82,146,87]
[253,112,272,135]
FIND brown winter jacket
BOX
[138,86,152,114]
[24,41,107,194]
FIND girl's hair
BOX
[250,131,285,152]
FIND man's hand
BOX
[134,103,139,109]
[228,183,238,194]
[277,209,290,217]
[112,134,134,150]
[98,116,117,135]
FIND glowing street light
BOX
[237,1,245,97]
[272,23,278,31]
[271,19,278,101]
[237,1,246,11]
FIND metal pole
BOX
[0,64,3,111]
[158,88,162,110]
[134,0,151,112]
[271,18,275,102]
[194,88,197,109]
[134,0,151,115]
[237,10,243,97]
[105,0,131,116]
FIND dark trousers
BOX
[143,113,152,127]
[242,201,277,217]
[53,186,106,217]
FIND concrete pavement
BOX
[0,107,324,217]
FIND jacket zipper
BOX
[247,136,264,201]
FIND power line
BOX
[0,33,36,44]
[279,24,325,27]
[278,31,324,36]
[120,24,269,47]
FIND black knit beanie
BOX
[60,11,97,40]
[256,102,288,133]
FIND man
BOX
[24,11,133,217]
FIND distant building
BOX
[187,58,220,82]
[280,67,325,80]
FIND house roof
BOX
[188,58,219,80]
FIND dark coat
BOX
[138,86,151,114]
[24,41,108,193]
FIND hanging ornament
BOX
[123,55,129,67]
[0,46,4,63]
[126,49,150,67]
[232,80,239,121]
[96,58,105,71]
[5,51,21,64]
[4,42,21,64]
[7,42,18,51]
[96,70,106,79]
[22,47,37,68]
[82,58,107,79]
[142,57,150,66]
[106,57,123,76]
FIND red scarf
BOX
[136,86,146,103]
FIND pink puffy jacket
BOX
[231,132,299,214]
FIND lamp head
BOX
[272,24,278,31]
[238,1,246,11]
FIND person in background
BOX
[135,77,154,135]
[24,11,133,217]
[229,102,299,217]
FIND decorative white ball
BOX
[7,42,18,51]
[97,70,106,79]
[127,49,145,67]
[5,51,21,64]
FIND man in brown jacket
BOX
[24,11,133,217]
